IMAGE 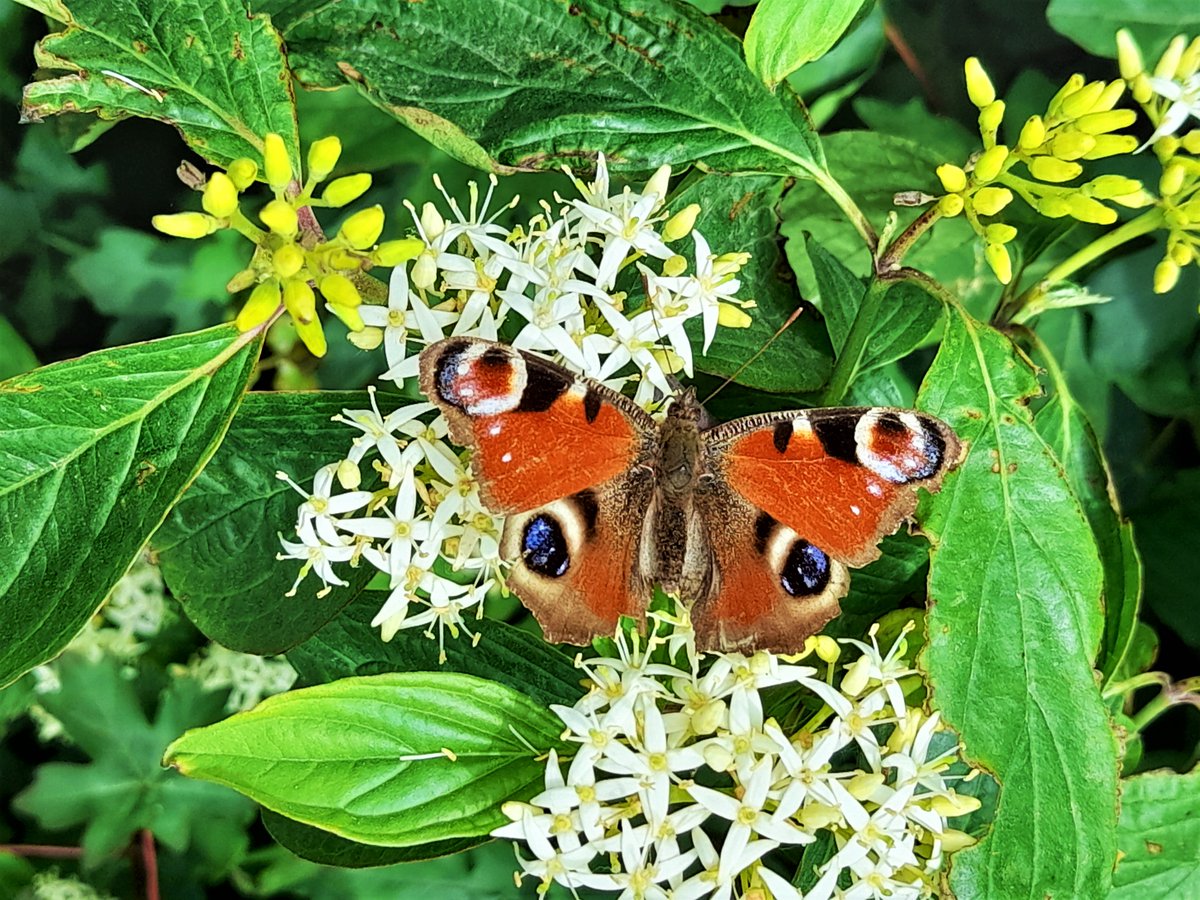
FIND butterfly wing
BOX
[419,337,658,643]
[693,407,961,652]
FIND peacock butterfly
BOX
[418,337,962,653]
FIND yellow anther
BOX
[964,57,996,107]
[260,199,299,238]
[227,158,258,191]
[202,171,238,218]
[1018,116,1046,150]
[936,164,968,193]
[263,132,293,192]
[1074,109,1136,135]
[1116,29,1144,81]
[663,203,701,242]
[972,186,1013,216]
[322,173,373,208]
[235,279,281,331]
[151,212,218,239]
[338,205,385,250]
[307,136,342,182]
[373,238,425,267]
[973,145,1009,183]
[272,243,304,279]
[319,273,362,309]
[985,243,1012,284]
[1029,156,1083,183]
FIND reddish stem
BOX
[140,830,159,900]
[884,20,941,112]
[0,843,85,859]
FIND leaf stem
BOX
[820,277,889,405]
[877,206,943,274]
[141,829,160,900]
[812,170,878,253]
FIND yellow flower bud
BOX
[263,132,293,192]
[974,145,1009,183]
[1182,199,1200,220]
[1067,194,1117,225]
[339,205,385,250]
[937,193,965,217]
[717,302,752,329]
[985,242,1012,284]
[260,199,299,237]
[202,171,238,218]
[1036,196,1071,218]
[972,186,1013,216]
[1018,115,1046,150]
[1074,109,1136,135]
[847,773,886,801]
[307,136,342,182]
[841,656,871,697]
[1154,258,1180,293]
[663,203,701,242]
[235,279,281,331]
[643,164,672,202]
[813,635,840,663]
[692,699,726,735]
[319,273,362,309]
[1059,80,1105,119]
[152,211,218,239]
[1161,163,1186,197]
[327,248,363,271]
[1180,36,1200,78]
[662,254,688,277]
[1131,73,1154,104]
[985,223,1018,244]
[964,57,995,107]
[1116,29,1144,80]
[326,300,365,333]
[321,173,372,208]
[411,252,438,290]
[349,326,384,351]
[294,314,328,358]
[283,277,317,323]
[420,202,445,240]
[1170,241,1193,266]
[712,252,751,276]
[1183,131,1200,154]
[227,158,258,190]
[1154,35,1186,80]
[272,243,304,279]
[1030,156,1083,183]
[930,792,984,817]
[1087,174,1143,199]
[1047,74,1085,115]
[1108,190,1155,209]
[1051,131,1097,160]
[336,459,362,490]
[1165,208,1187,230]
[797,803,841,830]
[226,267,258,293]
[936,163,968,193]
[978,100,1006,134]
[372,238,425,267]
[1082,134,1138,159]
[701,742,734,774]
[1093,80,1126,113]
[941,830,978,853]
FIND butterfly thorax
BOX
[658,393,705,500]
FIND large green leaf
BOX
[0,316,38,381]
[916,304,1118,899]
[165,673,563,846]
[1110,768,1200,899]
[154,391,384,654]
[289,595,585,709]
[0,324,261,688]
[671,173,831,393]
[745,0,870,87]
[18,0,299,168]
[1047,0,1200,59]
[265,0,828,180]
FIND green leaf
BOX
[671,173,831,393]
[165,673,564,846]
[745,0,870,87]
[0,316,38,381]
[154,392,385,655]
[289,594,585,710]
[1131,470,1200,650]
[17,0,299,168]
[823,532,932,639]
[917,304,1118,899]
[788,6,886,128]
[262,808,483,868]
[1110,768,1200,899]
[1047,0,1200,59]
[265,0,828,181]
[0,324,261,688]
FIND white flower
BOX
[277,519,355,596]
[576,819,697,900]
[190,644,297,712]
[278,463,372,546]
[1143,73,1200,147]
[654,232,746,352]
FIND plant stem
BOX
[877,206,943,274]
[0,844,85,858]
[141,830,159,900]
[820,276,890,405]
[814,170,878,253]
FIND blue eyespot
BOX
[522,515,570,577]
[780,540,830,597]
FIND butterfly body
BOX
[419,337,962,652]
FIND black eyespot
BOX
[780,540,831,597]
[522,515,570,577]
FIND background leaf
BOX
[0,324,261,687]
[261,809,484,868]
[1047,0,1200,59]
[1110,768,1200,899]
[744,0,871,87]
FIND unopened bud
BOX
[1094,80,1126,113]
[643,164,672,202]
[1131,73,1154,104]
[847,773,886,801]
[1154,258,1181,293]
[937,193,965,217]
[1161,163,1186,197]
[813,635,840,664]
[202,172,238,218]
[263,132,293,192]
[985,223,1018,244]
[941,830,978,853]
[964,57,995,107]
[936,163,968,193]
[1171,241,1193,266]
[348,325,384,351]
[1082,134,1138,159]
[336,459,362,490]
[373,238,425,267]
[294,315,328,358]
[930,792,983,817]
[1036,196,1072,218]
[1018,116,1046,150]
[326,300,365,333]
[225,268,258,293]
[420,202,445,240]
[339,205,385,249]
[663,203,701,242]
[152,212,218,239]
[1067,194,1117,225]
[1180,36,1200,78]
[972,186,1013,216]
[1060,81,1106,119]
[1048,74,1086,116]
[272,243,305,279]
[1154,35,1186,80]
[662,254,688,277]
[974,145,1009,182]
[841,656,871,697]
[717,303,752,329]
[328,248,363,271]
[692,699,726,735]
[1051,131,1097,160]
[1183,131,1200,154]
[797,803,841,830]
[978,100,1005,134]
[1075,109,1136,135]
[321,173,372,207]
[1030,156,1083,183]
[319,273,362,309]
[235,279,281,331]
[227,158,258,190]
[411,252,438,290]
[1087,174,1143,199]
[283,277,317,323]
[985,242,1012,284]
[260,199,299,238]
[1116,29,1144,80]
[307,136,342,182]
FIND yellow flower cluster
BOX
[1117,30,1200,293]
[153,134,422,355]
[933,58,1148,284]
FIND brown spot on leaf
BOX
[608,32,660,67]
[1145,840,1162,855]
[133,39,149,53]
[232,33,245,60]
[568,3,581,13]
[729,191,754,220]
[1007,462,1018,474]
[964,409,983,419]
[338,61,365,83]
[136,461,158,487]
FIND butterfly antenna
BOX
[701,305,805,404]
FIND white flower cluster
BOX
[494,616,980,900]
[187,643,298,712]
[278,157,753,646]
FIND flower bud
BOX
[328,248,363,271]
[1030,156,1083,183]
[964,57,995,107]
[936,163,968,193]
[1051,131,1097,160]
[1154,35,1186,79]
[937,193,965,216]
[283,277,317,323]
[978,100,1006,134]
[1018,115,1046,150]
[307,136,342,182]
[813,635,840,663]
[336,459,362,490]
[941,830,979,853]
[263,132,293,192]
[701,742,734,773]
[411,252,438,290]
[974,145,1009,183]
[1108,189,1155,209]
[717,302,752,329]
[692,699,726,735]
[985,242,1012,284]
[420,202,445,240]
[272,243,305,279]
[1116,29,1144,80]
[1161,163,1186,197]
[841,656,871,697]
[985,223,1018,244]
[326,299,365,333]
[372,238,425,267]
[1183,131,1200,154]
[1066,194,1117,225]
[1087,174,1143,199]
[339,205,385,249]
[322,173,372,207]
[235,279,281,330]
[847,773,886,801]
[1131,73,1154,104]
[1093,80,1126,113]
[1170,241,1193,266]
[930,792,983,817]
[797,803,841,830]
[1036,196,1071,218]
[663,203,701,242]
[227,158,258,190]
[1047,74,1085,116]
[1075,109,1136,135]
[226,267,258,293]
[260,199,299,238]
[294,315,328,358]
[1154,258,1181,293]
[1059,81,1105,119]
[152,212,218,239]
[972,186,1013,216]
[1180,36,1200,78]
[662,254,688,277]
[349,325,384,351]
[643,164,672,202]
[1082,134,1138,159]
[202,171,239,218]
[319,273,362,309]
